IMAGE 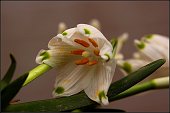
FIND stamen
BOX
[94,49,100,56]
[88,38,98,47]
[71,49,85,55]
[74,39,90,47]
[75,58,89,65]
[87,60,98,66]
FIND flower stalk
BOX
[110,76,169,101]
[23,64,52,86]
[152,76,169,88]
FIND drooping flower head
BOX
[118,34,169,79]
[36,24,117,105]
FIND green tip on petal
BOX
[40,51,50,61]
[145,34,153,39]
[135,40,145,49]
[84,28,91,34]
[62,32,68,36]
[122,62,132,73]
[98,91,107,102]
[104,53,111,62]
[55,87,64,94]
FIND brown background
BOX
[1,1,169,112]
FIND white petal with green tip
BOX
[84,59,116,105]
[144,34,169,49]
[135,40,164,61]
[118,59,149,75]
[53,64,89,97]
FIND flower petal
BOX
[77,24,105,39]
[134,40,165,61]
[77,24,112,46]
[53,63,92,97]
[36,42,79,67]
[60,27,77,39]
[149,42,169,65]
[99,43,114,60]
[143,34,169,49]
[48,36,75,49]
[84,59,116,105]
[117,59,149,75]
[116,33,128,54]
[55,28,78,47]
[133,52,151,61]
[77,24,114,60]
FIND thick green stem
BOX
[23,64,52,86]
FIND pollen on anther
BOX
[74,39,90,47]
[88,38,98,47]
[71,49,85,55]
[75,58,89,65]
[94,49,100,56]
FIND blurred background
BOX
[1,1,169,112]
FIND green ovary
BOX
[55,87,64,94]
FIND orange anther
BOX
[75,58,89,65]
[88,38,98,47]
[94,49,100,56]
[87,60,98,66]
[74,39,90,47]
[71,49,85,55]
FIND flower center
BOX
[71,37,100,66]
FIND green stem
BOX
[110,76,169,101]
[23,64,52,86]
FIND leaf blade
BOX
[0,54,16,91]
[108,59,165,100]
[1,73,28,111]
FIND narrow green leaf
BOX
[0,54,16,91]
[4,59,165,112]
[108,59,165,100]
[5,92,95,112]
[1,73,28,111]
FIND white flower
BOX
[118,34,169,79]
[36,24,117,105]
